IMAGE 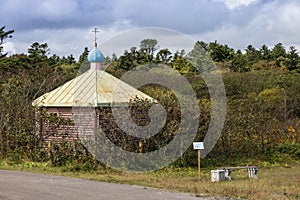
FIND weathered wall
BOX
[41,107,78,143]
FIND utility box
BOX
[211,170,225,182]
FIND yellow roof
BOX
[32,70,154,107]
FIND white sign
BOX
[193,142,204,150]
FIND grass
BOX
[0,160,299,199]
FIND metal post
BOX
[139,141,143,154]
[198,149,201,180]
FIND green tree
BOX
[156,48,172,64]
[195,41,208,51]
[27,42,50,65]
[116,44,155,70]
[171,51,195,74]
[118,50,135,70]
[48,54,60,66]
[188,41,216,72]
[28,42,50,58]
[286,46,299,71]
[271,43,287,67]
[140,39,158,55]
[231,49,249,72]
[0,54,32,74]
[245,45,260,64]
[77,47,89,66]
[140,39,158,62]
[271,43,286,58]
[77,47,89,73]
[207,41,234,62]
[0,26,14,58]
[111,53,118,61]
[259,44,272,60]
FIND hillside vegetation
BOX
[0,27,299,168]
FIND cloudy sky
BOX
[1,0,300,58]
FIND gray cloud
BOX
[1,0,115,30]
[110,0,230,34]
[198,0,300,50]
[1,0,248,33]
[1,0,299,58]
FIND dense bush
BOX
[277,142,300,158]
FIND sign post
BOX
[198,149,201,180]
[193,142,204,180]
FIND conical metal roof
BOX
[32,69,154,107]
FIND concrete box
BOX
[211,170,225,182]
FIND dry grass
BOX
[1,162,299,199]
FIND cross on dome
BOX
[88,27,104,65]
[92,27,99,48]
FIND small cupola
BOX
[88,28,104,70]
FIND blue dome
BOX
[88,48,104,63]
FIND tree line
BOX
[112,40,300,74]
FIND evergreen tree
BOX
[48,54,60,66]
[67,54,76,64]
[271,43,287,67]
[77,47,89,67]
[231,50,249,72]
[171,51,195,74]
[207,41,234,62]
[195,41,208,51]
[245,45,260,64]
[0,26,14,58]
[140,39,158,55]
[27,42,50,65]
[111,53,118,61]
[259,44,272,60]
[28,42,50,58]
[77,47,89,72]
[140,39,158,62]
[156,48,172,64]
[286,46,299,71]
[271,43,286,59]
